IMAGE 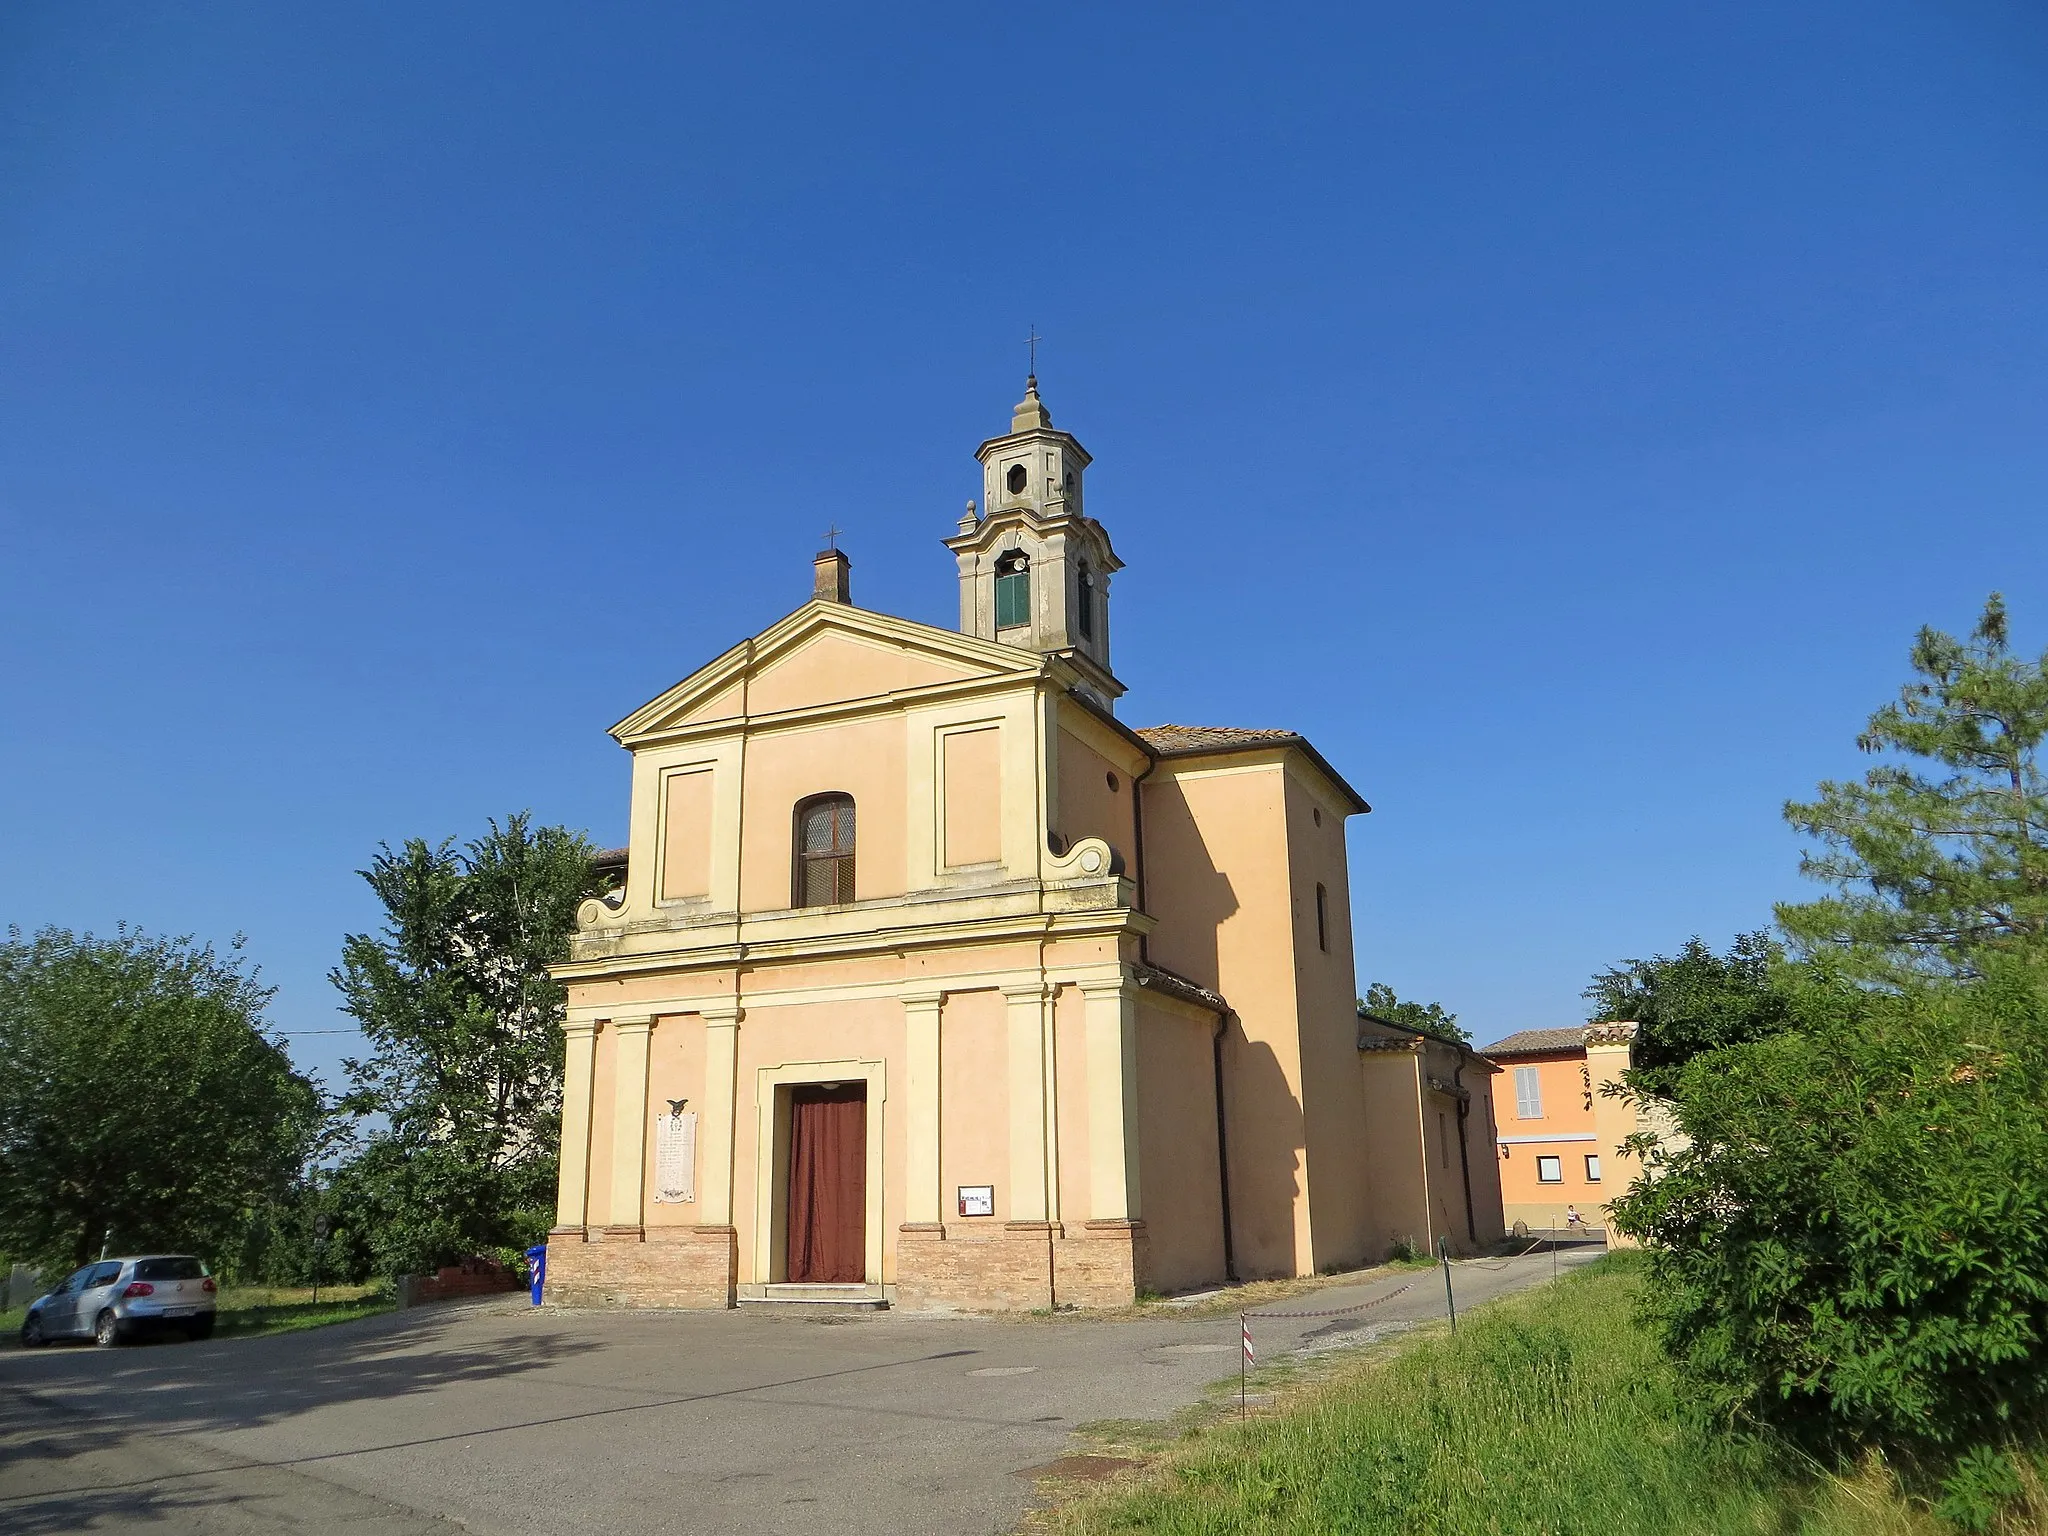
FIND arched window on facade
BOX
[794,793,856,907]
[1075,560,1094,639]
[994,551,1031,631]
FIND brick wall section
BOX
[895,1219,1148,1311]
[544,1225,737,1308]
[398,1260,525,1307]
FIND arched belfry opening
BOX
[944,375,1124,708]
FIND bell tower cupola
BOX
[944,375,1124,707]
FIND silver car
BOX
[18,1255,217,1347]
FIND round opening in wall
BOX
[1007,463,1028,495]
[1106,772,1120,792]
[1313,807,1322,826]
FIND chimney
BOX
[813,547,852,604]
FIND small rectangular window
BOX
[1585,1154,1602,1182]
[1438,1112,1449,1168]
[995,569,1029,629]
[1315,883,1328,951]
[1514,1066,1543,1119]
[1537,1155,1563,1183]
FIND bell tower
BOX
[944,376,1124,707]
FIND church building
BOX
[543,377,1506,1311]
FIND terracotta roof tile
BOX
[1479,1027,1587,1057]
[1134,724,1301,753]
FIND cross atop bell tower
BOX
[944,372,1124,707]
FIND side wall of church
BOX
[1358,1049,1429,1255]
[1134,993,1228,1295]
[1142,757,1313,1279]
[1281,765,1377,1272]
[1053,709,1141,874]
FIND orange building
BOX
[1480,1023,1639,1235]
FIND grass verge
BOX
[1035,1254,2045,1536]
[3,1284,394,1345]
[212,1283,395,1338]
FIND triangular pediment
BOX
[611,602,1044,744]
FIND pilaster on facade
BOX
[900,989,946,1227]
[607,1016,656,1234]
[555,1018,601,1233]
[1078,975,1141,1222]
[699,1004,743,1227]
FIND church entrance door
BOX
[784,1083,866,1284]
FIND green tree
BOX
[1583,933,1802,1098]
[1359,982,1470,1043]
[332,814,599,1274]
[1608,957,2048,1508]
[1778,594,2048,980]
[0,926,321,1272]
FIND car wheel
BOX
[185,1317,214,1342]
[93,1310,124,1348]
[19,1312,46,1348]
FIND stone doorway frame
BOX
[752,1057,887,1286]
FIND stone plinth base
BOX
[894,1218,1149,1311]
[544,1224,737,1308]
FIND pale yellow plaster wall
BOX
[1143,758,1310,1278]
[744,630,975,716]
[1134,996,1226,1293]
[1359,1051,1428,1254]
[738,717,908,910]
[642,1014,707,1228]
[939,989,1011,1223]
[659,769,715,901]
[941,726,1003,867]
[1281,765,1374,1271]
[1054,726,1137,871]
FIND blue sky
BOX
[4,2,2046,1083]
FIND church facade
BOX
[543,379,1505,1311]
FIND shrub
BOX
[1610,957,2048,1470]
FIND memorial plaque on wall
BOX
[655,1108,697,1204]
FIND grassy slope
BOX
[1042,1255,1970,1536]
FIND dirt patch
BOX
[1019,1455,1140,1482]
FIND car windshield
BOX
[133,1258,207,1281]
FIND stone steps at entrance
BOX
[736,1283,889,1313]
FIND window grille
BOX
[1513,1066,1543,1119]
[794,794,856,907]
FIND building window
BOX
[1315,883,1328,951]
[1537,1155,1563,1183]
[1075,561,1094,638]
[1585,1154,1602,1182]
[794,794,856,907]
[1513,1066,1543,1119]
[1438,1112,1450,1168]
[1006,462,1028,496]
[994,552,1030,629]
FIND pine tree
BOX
[1777,595,2048,980]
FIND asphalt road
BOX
[0,1242,1604,1536]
